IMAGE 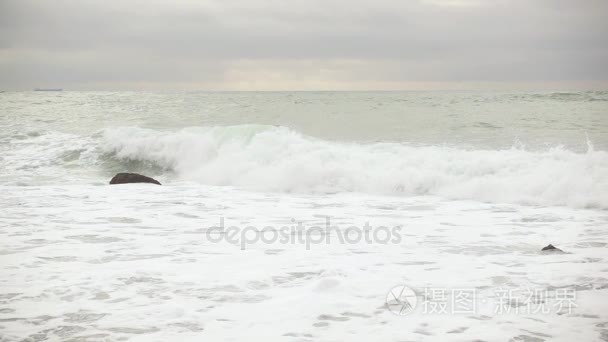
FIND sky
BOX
[1,0,607,90]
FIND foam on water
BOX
[100,125,608,208]
[1,91,607,341]
[2,125,607,208]
[1,184,607,341]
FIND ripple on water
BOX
[66,235,123,243]
[98,217,142,224]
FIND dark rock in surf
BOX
[541,244,563,253]
[109,173,161,185]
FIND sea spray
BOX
[101,125,608,209]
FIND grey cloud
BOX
[0,0,607,89]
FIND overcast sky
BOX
[1,0,607,90]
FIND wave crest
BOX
[102,125,608,209]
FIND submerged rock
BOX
[541,244,563,253]
[109,173,161,185]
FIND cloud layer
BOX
[1,0,607,90]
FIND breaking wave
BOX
[99,125,608,209]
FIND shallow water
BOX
[1,91,607,340]
[1,185,607,341]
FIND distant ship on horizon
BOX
[34,88,63,91]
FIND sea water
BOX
[1,91,607,341]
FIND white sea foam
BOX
[1,184,607,341]
[2,92,608,341]
[101,125,608,209]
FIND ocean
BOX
[1,91,607,341]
